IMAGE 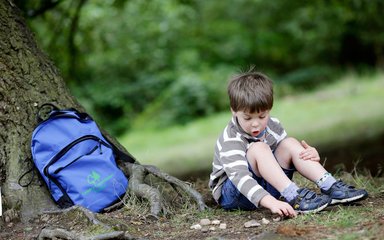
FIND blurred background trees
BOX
[15,0,384,135]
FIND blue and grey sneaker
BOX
[289,188,331,214]
[321,180,368,205]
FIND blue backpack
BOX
[27,103,134,212]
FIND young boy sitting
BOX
[209,69,368,217]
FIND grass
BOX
[289,198,383,239]
[289,201,384,239]
[122,171,384,240]
[278,170,384,239]
[119,72,384,176]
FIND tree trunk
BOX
[0,2,207,230]
[0,0,85,221]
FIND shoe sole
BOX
[330,193,368,205]
[297,202,329,214]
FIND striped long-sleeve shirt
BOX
[209,116,287,207]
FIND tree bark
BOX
[0,0,86,221]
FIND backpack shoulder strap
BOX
[36,103,60,123]
[37,103,136,163]
[110,143,136,163]
[37,103,91,123]
[101,133,136,163]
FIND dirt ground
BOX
[1,177,384,240]
[1,134,384,239]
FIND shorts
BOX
[219,163,295,211]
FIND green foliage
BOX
[274,65,341,97]
[120,73,384,176]
[23,0,384,134]
[132,65,233,129]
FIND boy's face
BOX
[232,109,270,137]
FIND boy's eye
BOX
[244,117,251,121]
[259,115,266,119]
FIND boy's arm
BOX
[299,140,320,161]
[270,118,320,162]
[259,195,297,217]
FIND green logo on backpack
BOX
[87,171,101,185]
[82,170,114,195]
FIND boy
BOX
[209,70,368,217]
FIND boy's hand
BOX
[299,140,320,162]
[260,195,297,218]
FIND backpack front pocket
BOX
[45,136,128,211]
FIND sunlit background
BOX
[19,0,384,177]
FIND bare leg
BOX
[274,137,326,182]
[247,142,292,192]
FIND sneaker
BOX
[289,188,331,214]
[321,180,368,205]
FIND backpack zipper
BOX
[44,135,110,176]
[43,135,111,199]
[52,144,99,174]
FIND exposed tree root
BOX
[38,228,78,240]
[38,228,133,240]
[39,206,134,239]
[106,162,208,215]
[143,164,208,211]
[43,206,108,227]
[37,163,208,239]
[128,163,166,216]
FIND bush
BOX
[274,66,340,97]
[132,66,233,129]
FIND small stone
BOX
[41,214,50,222]
[211,219,221,225]
[190,224,202,230]
[201,227,209,233]
[244,219,261,228]
[200,218,211,225]
[219,223,227,229]
[261,218,270,225]
[209,226,216,231]
[273,217,281,222]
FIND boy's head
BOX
[228,70,274,114]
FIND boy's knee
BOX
[281,137,299,144]
[247,142,271,161]
[248,141,270,152]
[278,137,300,149]
[247,142,270,177]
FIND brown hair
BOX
[227,70,273,113]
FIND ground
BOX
[1,135,384,239]
[1,175,384,240]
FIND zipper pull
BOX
[98,140,103,154]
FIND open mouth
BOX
[252,131,260,136]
